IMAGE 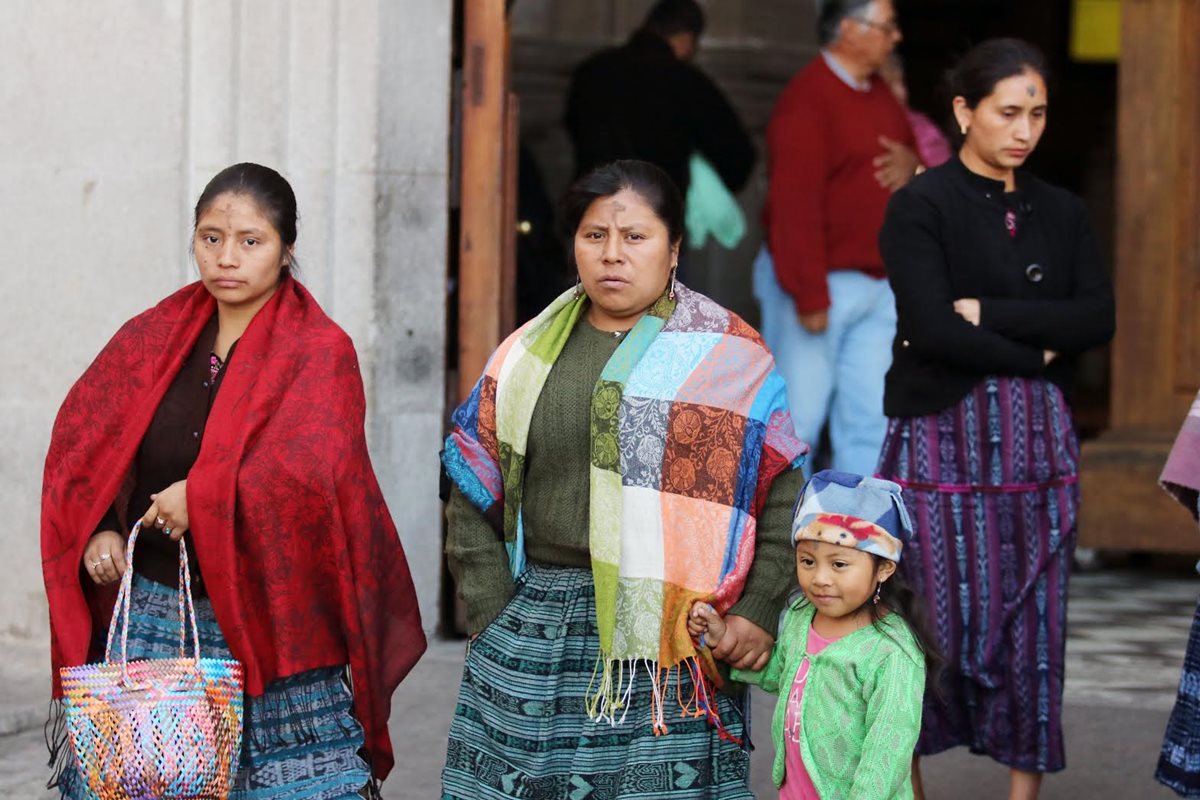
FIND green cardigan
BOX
[733,600,925,799]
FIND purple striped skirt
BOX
[876,376,1079,773]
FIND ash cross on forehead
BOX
[607,200,627,212]
[1026,83,1037,97]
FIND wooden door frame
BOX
[457,0,518,404]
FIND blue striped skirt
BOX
[877,376,1079,773]
[57,573,370,800]
[441,563,751,799]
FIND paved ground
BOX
[2,568,1195,799]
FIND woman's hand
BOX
[688,602,726,649]
[141,480,190,542]
[710,615,774,671]
[83,531,127,586]
[953,298,981,326]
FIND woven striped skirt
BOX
[1158,588,1200,797]
[56,573,371,800]
[876,376,1079,773]
[441,563,752,799]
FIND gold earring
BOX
[668,264,678,300]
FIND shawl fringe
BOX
[585,655,743,745]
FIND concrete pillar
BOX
[0,0,450,638]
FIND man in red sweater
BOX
[753,0,920,475]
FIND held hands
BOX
[83,531,127,586]
[874,137,921,192]
[141,480,190,542]
[689,604,773,671]
[688,602,726,649]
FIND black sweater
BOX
[564,32,756,198]
[879,156,1114,418]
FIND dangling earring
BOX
[668,264,678,301]
[574,274,583,297]
[959,123,968,137]
[873,581,882,605]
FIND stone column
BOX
[0,0,450,637]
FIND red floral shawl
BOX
[41,277,425,779]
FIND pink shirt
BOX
[906,109,952,169]
[780,625,842,800]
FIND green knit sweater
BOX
[733,601,926,799]
[446,318,804,635]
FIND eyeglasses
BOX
[855,16,900,35]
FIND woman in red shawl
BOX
[42,163,426,799]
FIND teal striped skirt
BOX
[56,573,371,800]
[441,564,751,799]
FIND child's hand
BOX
[688,602,726,649]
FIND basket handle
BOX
[103,521,202,681]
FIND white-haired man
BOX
[755,0,920,476]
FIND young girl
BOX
[690,470,939,799]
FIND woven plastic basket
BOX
[60,521,244,799]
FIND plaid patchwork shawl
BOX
[443,284,806,732]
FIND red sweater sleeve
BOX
[766,98,831,314]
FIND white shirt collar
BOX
[821,50,871,93]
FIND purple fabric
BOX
[1162,392,1200,521]
[907,109,952,169]
[876,376,1078,772]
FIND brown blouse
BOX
[94,314,236,593]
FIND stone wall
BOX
[0,0,450,638]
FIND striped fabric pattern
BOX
[57,575,370,800]
[441,564,752,799]
[876,376,1079,773]
[443,284,805,730]
[1158,592,1200,797]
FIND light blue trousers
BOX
[753,246,895,477]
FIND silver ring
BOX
[99,553,111,561]
[163,527,173,536]
[90,561,101,569]
[156,516,166,526]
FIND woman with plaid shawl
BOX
[440,160,807,799]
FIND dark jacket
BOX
[564,31,755,198]
[879,156,1115,418]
